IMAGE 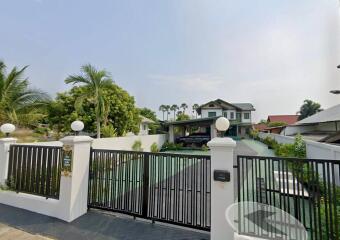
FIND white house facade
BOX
[196,99,255,137]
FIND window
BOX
[223,112,228,118]
[230,112,234,119]
[244,112,250,120]
[236,113,241,120]
[208,112,217,117]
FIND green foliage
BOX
[132,140,143,151]
[298,99,322,120]
[34,126,50,135]
[267,121,287,127]
[201,144,209,152]
[0,61,50,126]
[139,107,157,122]
[249,129,260,140]
[176,113,190,121]
[150,142,159,153]
[47,83,140,136]
[65,64,113,138]
[161,141,183,151]
[101,125,117,138]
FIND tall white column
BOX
[59,136,93,222]
[169,125,175,143]
[0,138,17,185]
[208,137,236,240]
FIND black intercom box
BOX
[213,170,230,182]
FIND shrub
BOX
[34,127,50,135]
[150,142,159,153]
[267,121,287,127]
[132,140,143,151]
[161,141,183,151]
[263,136,278,149]
[201,144,209,152]
[249,130,259,140]
[101,125,117,138]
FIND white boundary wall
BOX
[92,134,168,151]
[258,132,340,160]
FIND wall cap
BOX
[60,136,93,145]
[0,138,17,143]
[207,137,236,148]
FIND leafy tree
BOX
[0,61,50,126]
[159,105,166,121]
[180,103,188,113]
[298,99,322,120]
[139,107,160,134]
[165,105,171,121]
[139,107,157,122]
[65,64,112,138]
[170,104,179,121]
[176,113,190,121]
[192,103,199,118]
[47,84,140,137]
[267,121,287,127]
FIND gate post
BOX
[59,135,93,222]
[208,137,236,240]
[0,137,17,185]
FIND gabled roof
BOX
[140,116,154,124]
[295,104,340,125]
[196,99,255,114]
[267,115,299,125]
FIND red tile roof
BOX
[267,115,299,125]
[253,123,268,131]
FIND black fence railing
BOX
[88,149,211,231]
[7,145,63,199]
[237,155,340,240]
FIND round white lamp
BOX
[215,117,230,137]
[0,123,16,137]
[71,120,84,135]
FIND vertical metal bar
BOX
[142,152,149,218]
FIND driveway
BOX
[0,204,209,240]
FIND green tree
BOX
[180,103,188,113]
[165,105,171,121]
[176,113,190,121]
[49,83,140,137]
[192,103,199,118]
[298,99,322,120]
[139,107,159,134]
[139,107,157,121]
[170,104,179,121]
[65,64,112,138]
[159,105,166,121]
[0,61,50,126]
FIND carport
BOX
[165,117,219,143]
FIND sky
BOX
[1,0,340,122]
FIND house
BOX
[139,116,154,135]
[195,99,255,137]
[282,104,340,143]
[262,115,299,134]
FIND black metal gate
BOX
[88,149,211,231]
[237,155,340,240]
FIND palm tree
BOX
[0,61,49,125]
[170,104,179,121]
[65,64,112,138]
[165,105,171,121]
[298,99,323,120]
[159,105,166,120]
[180,103,188,113]
[192,103,199,118]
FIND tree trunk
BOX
[97,120,101,138]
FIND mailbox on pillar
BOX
[213,170,230,182]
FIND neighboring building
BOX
[263,115,299,134]
[282,104,340,143]
[139,116,154,135]
[195,99,255,137]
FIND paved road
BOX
[0,223,51,240]
[0,204,209,240]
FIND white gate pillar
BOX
[208,137,236,240]
[0,138,17,185]
[59,135,93,222]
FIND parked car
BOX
[176,133,211,147]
